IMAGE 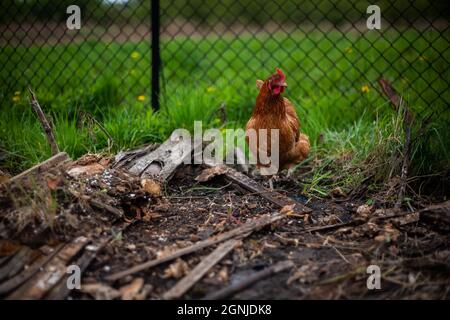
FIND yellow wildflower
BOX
[12,96,20,103]
[206,86,216,93]
[137,95,145,102]
[361,85,369,93]
[131,51,140,60]
[14,91,21,96]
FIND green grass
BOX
[0,28,448,196]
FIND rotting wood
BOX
[0,244,64,295]
[7,236,89,300]
[105,208,291,282]
[28,87,59,155]
[128,133,201,180]
[378,77,413,209]
[204,164,312,214]
[7,152,70,185]
[113,144,158,169]
[45,221,131,300]
[45,237,112,300]
[163,239,241,299]
[203,260,294,300]
[0,247,34,282]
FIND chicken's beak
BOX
[276,81,287,87]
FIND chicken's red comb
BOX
[276,68,285,81]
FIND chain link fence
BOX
[1,1,449,120]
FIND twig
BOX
[202,260,294,300]
[378,77,413,209]
[163,239,240,299]
[80,111,114,151]
[27,87,59,155]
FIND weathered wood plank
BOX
[7,152,70,185]
[163,239,240,299]
[128,132,200,180]
[7,236,89,300]
[0,247,34,282]
[0,244,63,295]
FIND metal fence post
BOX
[151,0,160,111]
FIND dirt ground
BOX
[0,153,449,300]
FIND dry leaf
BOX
[45,174,60,191]
[356,204,372,218]
[280,204,295,215]
[81,283,121,300]
[141,178,162,197]
[195,165,229,182]
[0,169,11,184]
[119,278,144,300]
[162,258,189,279]
[217,266,229,283]
[330,187,346,198]
[142,209,162,222]
[0,240,22,256]
[67,163,105,178]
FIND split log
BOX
[163,239,240,299]
[105,208,292,282]
[128,132,201,180]
[203,260,294,300]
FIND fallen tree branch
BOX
[163,239,240,299]
[202,164,312,215]
[28,87,59,155]
[202,260,294,300]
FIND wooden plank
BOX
[45,237,111,300]
[7,236,89,299]
[163,239,240,299]
[7,152,70,185]
[0,244,63,295]
[105,208,291,282]
[203,260,294,300]
[0,247,34,282]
